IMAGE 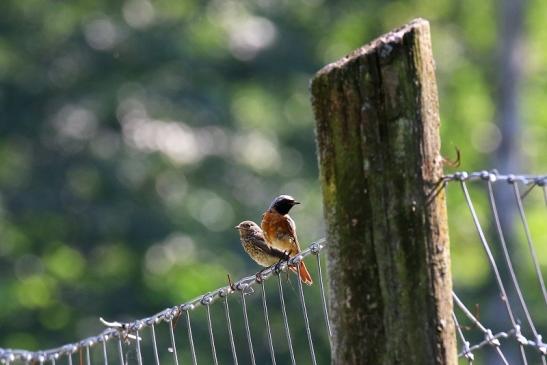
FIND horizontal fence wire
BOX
[1,170,546,364]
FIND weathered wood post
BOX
[311,19,456,364]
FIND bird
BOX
[235,220,289,269]
[261,195,313,285]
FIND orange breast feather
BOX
[261,211,298,255]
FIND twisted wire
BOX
[0,238,326,363]
[452,312,473,364]
[450,171,546,362]
[1,172,545,363]
[452,293,510,365]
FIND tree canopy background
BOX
[1,1,545,364]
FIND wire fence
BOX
[444,171,546,365]
[0,239,329,365]
[0,171,545,365]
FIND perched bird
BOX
[261,195,313,285]
[235,220,288,268]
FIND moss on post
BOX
[311,19,456,365]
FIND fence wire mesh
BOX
[0,171,545,365]
[444,171,546,364]
[0,239,329,365]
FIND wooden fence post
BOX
[311,18,457,364]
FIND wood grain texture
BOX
[311,18,456,365]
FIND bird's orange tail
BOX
[288,261,313,285]
[298,261,313,285]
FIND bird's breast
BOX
[261,211,296,254]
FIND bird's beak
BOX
[234,225,240,229]
[294,201,301,205]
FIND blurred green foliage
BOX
[0,0,546,364]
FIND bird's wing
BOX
[253,235,287,259]
[284,215,302,251]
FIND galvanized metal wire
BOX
[221,293,238,365]
[447,171,546,363]
[259,281,277,365]
[1,171,545,364]
[276,269,297,365]
[0,239,326,364]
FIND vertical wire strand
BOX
[260,281,277,365]
[460,180,531,364]
[185,310,197,365]
[453,313,474,365]
[543,185,547,206]
[51,358,56,365]
[135,330,143,365]
[460,181,517,322]
[85,346,91,365]
[315,253,332,338]
[240,289,256,365]
[117,338,124,365]
[222,295,239,365]
[205,304,219,365]
[512,183,547,304]
[150,324,161,365]
[68,353,73,365]
[487,180,537,361]
[102,339,109,365]
[296,262,317,365]
[277,274,296,365]
[168,320,180,365]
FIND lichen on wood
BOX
[311,18,456,365]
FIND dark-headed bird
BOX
[261,195,313,285]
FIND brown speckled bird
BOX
[261,195,313,285]
[235,221,288,268]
